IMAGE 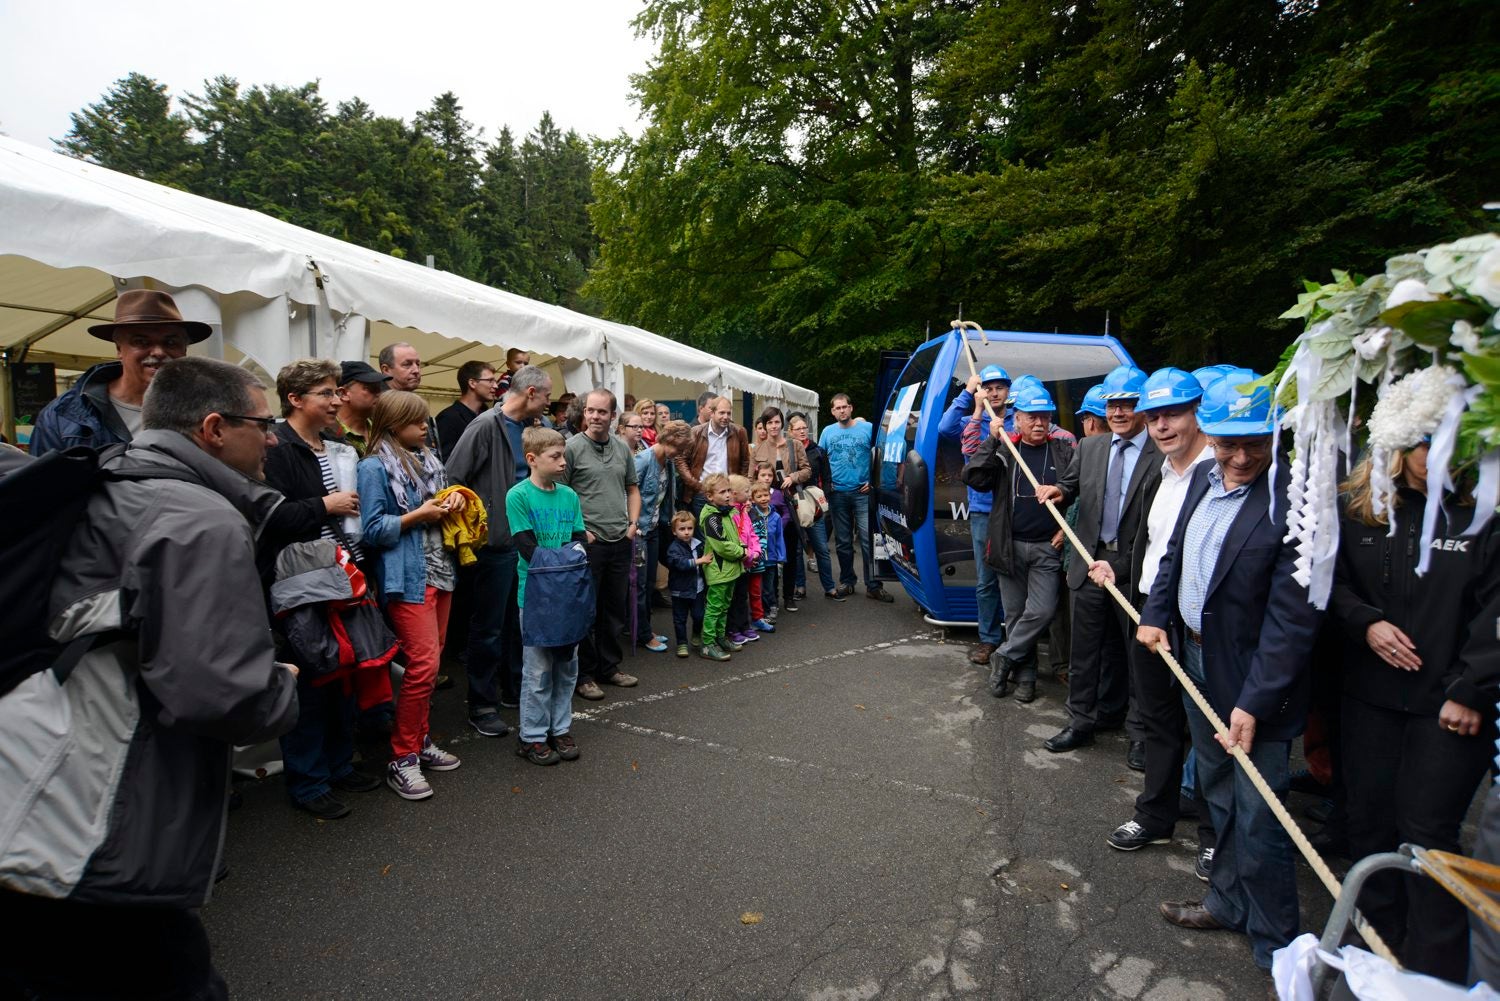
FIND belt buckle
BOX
[1100,539,1119,553]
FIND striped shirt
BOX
[1176,465,1251,633]
[315,450,365,564]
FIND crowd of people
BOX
[1,289,1496,997]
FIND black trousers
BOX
[579,536,632,685]
[1130,639,1216,849]
[1066,558,1134,734]
[0,890,227,1000]
[1341,695,1495,982]
[781,514,801,604]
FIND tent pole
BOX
[0,349,15,446]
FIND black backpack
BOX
[0,444,194,697]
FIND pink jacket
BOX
[733,503,761,563]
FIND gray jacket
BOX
[0,430,299,907]
[445,406,521,550]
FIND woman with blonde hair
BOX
[357,390,467,801]
[635,397,658,447]
[1329,441,1499,979]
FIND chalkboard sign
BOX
[10,362,57,426]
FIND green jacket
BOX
[699,502,745,585]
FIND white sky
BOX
[0,0,657,150]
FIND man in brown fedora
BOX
[30,289,212,456]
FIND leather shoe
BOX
[968,642,996,665]
[1126,740,1146,772]
[1013,680,1037,704]
[1044,727,1094,753]
[1159,900,1225,930]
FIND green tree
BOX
[56,72,195,187]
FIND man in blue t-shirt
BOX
[817,393,891,603]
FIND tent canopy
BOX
[0,136,815,435]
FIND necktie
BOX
[1100,439,1132,544]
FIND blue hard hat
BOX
[1098,364,1148,401]
[1009,374,1042,395]
[1136,367,1203,414]
[978,364,1011,386]
[1191,364,1237,393]
[1012,383,1056,413]
[1197,371,1278,436]
[1076,384,1108,418]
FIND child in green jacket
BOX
[697,473,745,661]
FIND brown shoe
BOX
[968,643,996,665]
[575,680,606,701]
[603,671,639,688]
[1159,900,1225,930]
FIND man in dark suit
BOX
[1137,373,1321,972]
[1035,366,1159,758]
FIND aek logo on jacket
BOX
[1430,538,1470,553]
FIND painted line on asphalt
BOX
[570,629,942,722]
[587,715,999,810]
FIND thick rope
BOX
[950,320,1399,967]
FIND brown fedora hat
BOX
[88,289,213,343]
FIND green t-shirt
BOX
[562,432,638,542]
[506,478,585,608]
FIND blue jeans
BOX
[519,638,580,743]
[1181,640,1298,970]
[829,489,876,590]
[466,546,522,712]
[968,512,1004,645]
[279,675,356,804]
[795,518,836,594]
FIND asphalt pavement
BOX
[206,583,1336,1000]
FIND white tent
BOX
[0,135,816,441]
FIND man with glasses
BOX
[1034,365,1160,757]
[1137,372,1318,973]
[0,356,298,999]
[436,361,498,462]
[446,365,553,734]
[31,289,206,456]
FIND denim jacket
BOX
[357,457,432,605]
[633,446,676,533]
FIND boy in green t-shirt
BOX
[506,427,588,766]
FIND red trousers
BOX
[385,586,452,758]
[748,571,765,621]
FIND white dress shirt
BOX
[1138,444,1215,597]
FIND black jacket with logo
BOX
[1329,487,1500,717]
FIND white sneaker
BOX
[386,754,432,800]
[419,737,461,772]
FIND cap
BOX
[340,361,392,386]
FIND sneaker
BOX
[499,696,520,709]
[645,635,669,653]
[824,590,846,602]
[676,644,690,658]
[752,618,776,633]
[516,739,560,766]
[832,584,854,598]
[386,754,432,800]
[766,607,779,622]
[576,680,606,700]
[603,671,638,688]
[701,643,731,661]
[295,792,351,820]
[783,601,799,612]
[551,733,580,761]
[720,637,743,652]
[434,673,454,691]
[1195,847,1215,882]
[419,737,461,771]
[468,711,511,738]
[331,769,383,794]
[794,587,807,600]
[1106,820,1171,852]
[866,586,894,603]
[737,630,760,643]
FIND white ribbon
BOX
[1416,379,1480,575]
[1462,446,1500,538]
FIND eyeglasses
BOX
[624,423,643,429]
[297,389,339,400]
[1212,440,1271,457]
[221,414,280,431]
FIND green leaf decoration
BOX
[1379,299,1491,348]
[1311,352,1358,401]
[1463,351,1500,387]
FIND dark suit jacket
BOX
[1055,430,1161,590]
[1140,463,1322,742]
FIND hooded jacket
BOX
[28,361,132,457]
[699,502,745,586]
[0,430,299,907]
